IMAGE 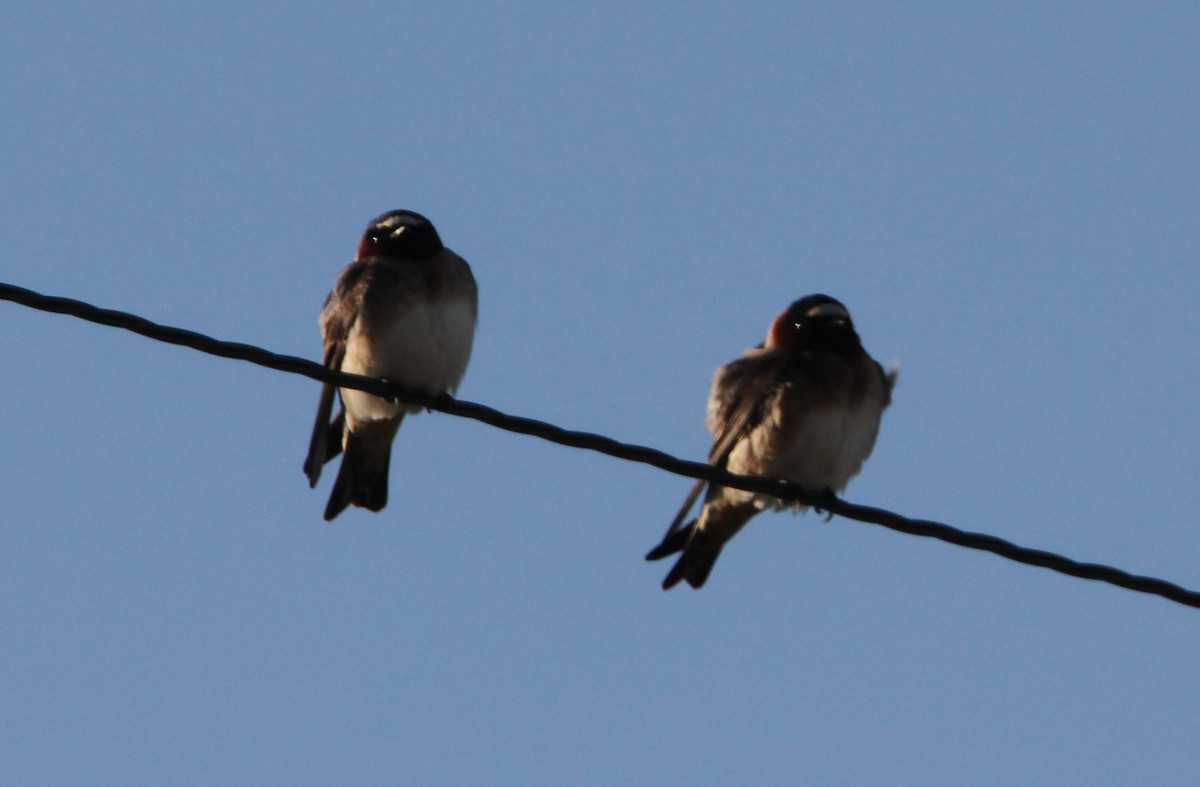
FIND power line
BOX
[3,280,1198,610]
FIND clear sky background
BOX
[3,3,1199,784]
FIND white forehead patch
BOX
[805,302,849,320]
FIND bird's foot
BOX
[812,487,839,522]
[375,377,405,407]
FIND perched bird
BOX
[646,294,895,589]
[303,209,478,521]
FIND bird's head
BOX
[356,209,444,260]
[765,294,861,355]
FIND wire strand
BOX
[3,280,1198,609]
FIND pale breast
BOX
[727,385,885,511]
[340,297,477,421]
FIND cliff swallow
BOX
[645,294,896,589]
[303,209,478,521]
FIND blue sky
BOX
[3,3,1199,784]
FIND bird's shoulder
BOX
[318,259,375,353]
[705,346,790,445]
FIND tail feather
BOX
[662,541,722,590]
[323,417,401,521]
[645,519,722,590]
[644,521,694,561]
[647,501,758,590]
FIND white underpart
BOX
[340,297,476,422]
[729,398,883,512]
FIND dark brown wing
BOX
[302,262,370,486]
[655,349,789,543]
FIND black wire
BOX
[3,280,1198,609]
